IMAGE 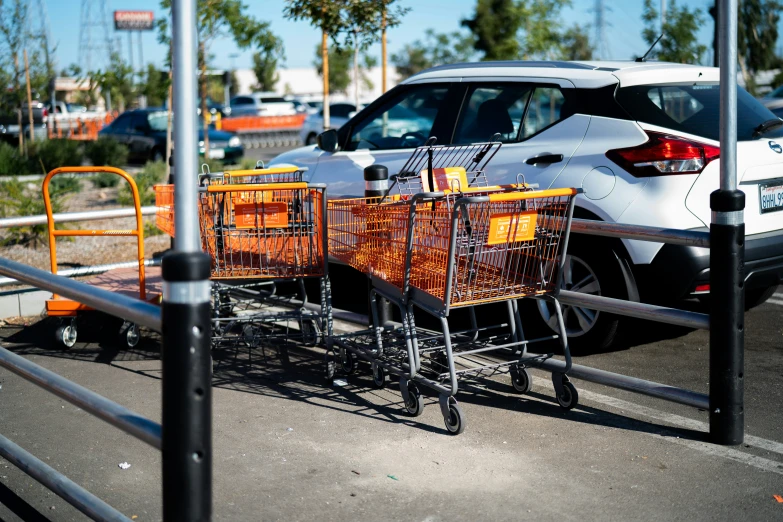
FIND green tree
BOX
[139,64,169,107]
[520,0,571,59]
[91,51,135,112]
[462,0,524,60]
[252,46,281,92]
[738,0,782,95]
[391,29,476,79]
[641,0,706,64]
[158,0,280,150]
[558,24,593,61]
[314,45,352,94]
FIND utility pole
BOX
[661,0,667,27]
[593,0,609,60]
[710,1,720,67]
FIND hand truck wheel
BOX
[371,363,386,389]
[510,366,532,394]
[556,379,579,410]
[443,397,466,435]
[119,322,140,349]
[340,350,357,375]
[403,382,424,417]
[55,319,77,348]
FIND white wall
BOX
[235,66,399,102]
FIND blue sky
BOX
[46,0,733,73]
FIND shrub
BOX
[49,176,82,194]
[144,220,163,237]
[91,172,120,188]
[28,139,83,174]
[0,179,67,247]
[200,158,224,175]
[85,137,128,167]
[239,157,260,171]
[118,161,167,206]
[0,142,30,176]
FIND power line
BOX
[79,0,115,73]
[593,0,611,60]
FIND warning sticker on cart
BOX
[488,211,537,244]
[234,202,288,229]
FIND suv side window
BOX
[522,87,566,138]
[331,104,355,119]
[111,113,132,133]
[231,96,252,106]
[453,84,533,144]
[346,85,449,151]
[130,113,149,132]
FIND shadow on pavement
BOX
[0,480,54,522]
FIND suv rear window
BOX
[616,83,783,141]
[260,97,286,103]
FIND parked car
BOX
[98,108,243,164]
[197,97,232,118]
[269,60,783,349]
[300,103,359,145]
[229,93,297,117]
[0,101,49,143]
[759,85,783,111]
[47,101,102,123]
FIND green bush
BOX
[118,161,167,206]
[85,137,128,167]
[28,139,83,174]
[238,157,259,171]
[0,179,67,246]
[49,176,82,194]
[200,158,224,175]
[0,142,31,176]
[91,172,121,188]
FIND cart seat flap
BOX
[420,167,468,193]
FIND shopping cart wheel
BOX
[119,322,140,349]
[340,351,358,375]
[55,319,77,348]
[300,319,321,346]
[443,397,466,435]
[556,381,579,410]
[371,363,386,389]
[402,382,424,417]
[510,366,532,394]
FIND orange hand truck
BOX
[43,167,162,348]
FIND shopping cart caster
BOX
[340,350,358,375]
[371,363,386,389]
[510,366,532,394]
[300,318,321,346]
[400,379,424,417]
[440,395,466,435]
[553,374,579,410]
[55,318,77,348]
[119,322,140,349]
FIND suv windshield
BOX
[616,82,783,141]
[147,111,168,132]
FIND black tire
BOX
[510,366,532,394]
[444,400,466,435]
[371,363,386,389]
[305,133,317,145]
[56,322,77,348]
[744,285,777,310]
[340,351,357,375]
[120,323,140,348]
[528,237,627,352]
[403,382,424,417]
[300,319,321,346]
[556,381,579,410]
[324,354,337,382]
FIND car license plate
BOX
[759,182,783,213]
[208,148,225,159]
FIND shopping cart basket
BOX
[332,186,580,434]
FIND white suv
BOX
[269,61,783,349]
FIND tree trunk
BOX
[200,41,209,157]
[738,54,753,96]
[24,50,34,144]
[322,28,330,130]
[353,29,359,111]
[382,7,387,93]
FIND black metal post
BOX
[161,251,213,521]
[709,189,745,445]
[365,164,391,327]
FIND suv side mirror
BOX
[316,129,339,152]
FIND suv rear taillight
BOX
[606,131,720,177]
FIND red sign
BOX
[114,11,154,31]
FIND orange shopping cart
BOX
[43,167,162,348]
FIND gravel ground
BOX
[0,178,171,272]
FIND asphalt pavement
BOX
[0,284,781,521]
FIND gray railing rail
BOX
[0,258,162,288]
[568,218,710,248]
[0,206,157,229]
[0,257,161,331]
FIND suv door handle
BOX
[525,153,564,165]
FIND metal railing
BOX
[0,206,157,229]
[0,1,212,520]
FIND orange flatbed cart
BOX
[43,166,162,348]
